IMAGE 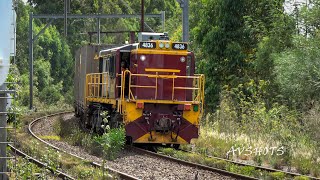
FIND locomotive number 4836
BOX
[140,42,156,49]
[172,43,187,50]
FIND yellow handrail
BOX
[85,70,205,113]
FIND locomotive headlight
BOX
[165,43,170,49]
[159,42,164,48]
[140,55,146,61]
[180,56,186,62]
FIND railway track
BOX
[28,111,251,179]
[177,148,320,180]
[8,144,75,179]
[130,146,257,180]
[28,111,138,180]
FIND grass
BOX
[53,118,104,156]
[8,157,53,179]
[182,121,320,178]
[268,172,286,180]
[8,109,111,179]
[191,86,320,178]
[38,135,61,141]
[158,147,317,179]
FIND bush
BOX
[269,172,286,180]
[226,163,241,173]
[203,157,218,167]
[273,36,320,108]
[94,127,126,160]
[39,82,63,105]
[239,166,256,177]
[68,128,85,146]
[160,148,175,156]
[74,164,94,179]
[214,160,227,170]
[186,153,203,164]
[294,176,310,180]
[295,158,311,175]
[172,151,186,160]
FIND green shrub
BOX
[160,148,175,156]
[74,164,94,179]
[226,163,241,173]
[214,160,227,170]
[179,144,192,151]
[60,157,79,169]
[295,158,311,175]
[172,151,186,160]
[94,127,126,160]
[197,147,208,155]
[273,36,320,108]
[81,134,95,150]
[39,147,61,174]
[294,176,310,180]
[269,172,286,180]
[8,157,50,179]
[203,157,218,167]
[239,166,256,177]
[186,153,203,164]
[68,128,85,146]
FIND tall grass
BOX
[191,81,320,177]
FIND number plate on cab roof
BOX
[139,42,156,49]
[172,43,187,50]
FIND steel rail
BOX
[179,149,320,180]
[8,144,75,179]
[130,146,258,180]
[28,111,139,180]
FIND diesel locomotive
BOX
[74,32,205,145]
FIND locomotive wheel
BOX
[110,112,123,128]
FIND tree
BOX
[193,0,293,109]
[273,36,320,109]
[16,0,182,106]
[15,0,73,105]
[193,0,252,109]
[300,0,320,37]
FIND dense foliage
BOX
[192,0,294,109]
[14,0,182,107]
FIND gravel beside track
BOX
[31,113,238,180]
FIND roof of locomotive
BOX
[99,43,139,56]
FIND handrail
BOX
[86,70,205,113]
[120,70,204,104]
